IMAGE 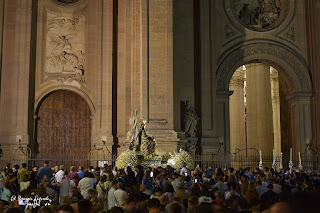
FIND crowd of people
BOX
[0,160,320,213]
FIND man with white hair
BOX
[55,165,65,184]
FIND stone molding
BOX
[216,41,312,93]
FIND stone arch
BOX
[217,40,313,156]
[216,41,312,93]
[35,86,95,116]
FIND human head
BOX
[140,184,146,191]
[270,202,291,213]
[44,160,49,165]
[38,206,54,213]
[147,198,161,213]
[123,196,140,212]
[22,163,27,168]
[70,166,76,172]
[117,182,123,189]
[60,165,65,170]
[110,207,124,213]
[78,199,92,213]
[56,204,75,213]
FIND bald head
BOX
[270,202,290,213]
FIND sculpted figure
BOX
[184,100,200,137]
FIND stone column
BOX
[144,0,179,155]
[246,63,273,156]
[270,68,281,157]
[229,68,246,153]
[287,93,312,158]
[205,91,233,155]
[0,0,32,158]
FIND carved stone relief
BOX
[230,0,290,32]
[45,12,85,83]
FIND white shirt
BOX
[108,187,117,210]
[78,177,94,199]
[55,170,64,183]
[114,189,127,207]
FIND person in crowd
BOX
[55,165,65,184]
[212,176,229,197]
[77,171,94,199]
[108,180,118,211]
[137,184,149,202]
[67,166,80,186]
[56,204,75,213]
[19,174,30,195]
[78,199,92,213]
[77,166,84,179]
[59,171,72,205]
[122,195,140,213]
[17,163,29,185]
[174,183,189,205]
[143,172,154,196]
[96,175,107,209]
[114,182,127,207]
[147,198,161,213]
[0,182,11,205]
[37,161,52,184]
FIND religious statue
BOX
[128,116,157,159]
[185,140,197,155]
[184,100,200,137]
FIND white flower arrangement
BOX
[115,149,140,169]
[167,149,194,170]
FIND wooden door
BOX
[36,90,91,160]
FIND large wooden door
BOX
[36,90,91,160]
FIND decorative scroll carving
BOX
[216,43,312,92]
[230,0,290,32]
[45,13,85,83]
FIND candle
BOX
[273,149,275,162]
[280,152,283,164]
[290,148,292,161]
[299,152,301,164]
[259,150,262,162]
